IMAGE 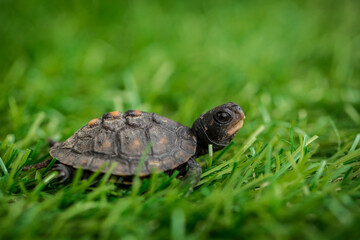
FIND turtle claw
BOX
[53,163,74,182]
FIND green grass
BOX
[1,0,360,239]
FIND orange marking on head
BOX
[88,118,100,127]
[110,111,121,118]
[227,119,244,135]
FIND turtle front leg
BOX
[53,163,75,182]
[182,158,202,194]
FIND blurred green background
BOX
[1,0,359,142]
[1,0,360,239]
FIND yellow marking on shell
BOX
[88,118,100,127]
[103,140,112,148]
[110,111,121,118]
[128,139,141,151]
[139,172,149,177]
[227,119,244,135]
[149,162,161,168]
[160,138,167,144]
[132,110,142,116]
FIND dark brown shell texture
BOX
[50,110,197,177]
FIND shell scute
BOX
[94,132,117,155]
[102,118,126,131]
[152,113,182,131]
[119,128,148,157]
[61,135,76,149]
[113,160,130,175]
[149,125,177,155]
[147,157,162,172]
[125,114,151,128]
[73,137,93,153]
[73,155,93,168]
[181,140,196,154]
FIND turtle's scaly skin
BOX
[50,110,197,177]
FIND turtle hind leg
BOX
[182,158,202,195]
[22,158,52,171]
[53,163,75,182]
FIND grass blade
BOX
[0,157,9,176]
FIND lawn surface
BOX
[1,0,360,239]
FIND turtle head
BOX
[191,102,245,156]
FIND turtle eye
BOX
[214,111,232,124]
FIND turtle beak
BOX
[233,105,246,120]
[226,109,245,135]
[239,111,246,120]
[225,104,246,136]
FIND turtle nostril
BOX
[233,105,242,113]
[230,104,245,119]
[234,106,245,119]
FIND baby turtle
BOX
[33,102,245,187]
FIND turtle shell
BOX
[50,110,197,176]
